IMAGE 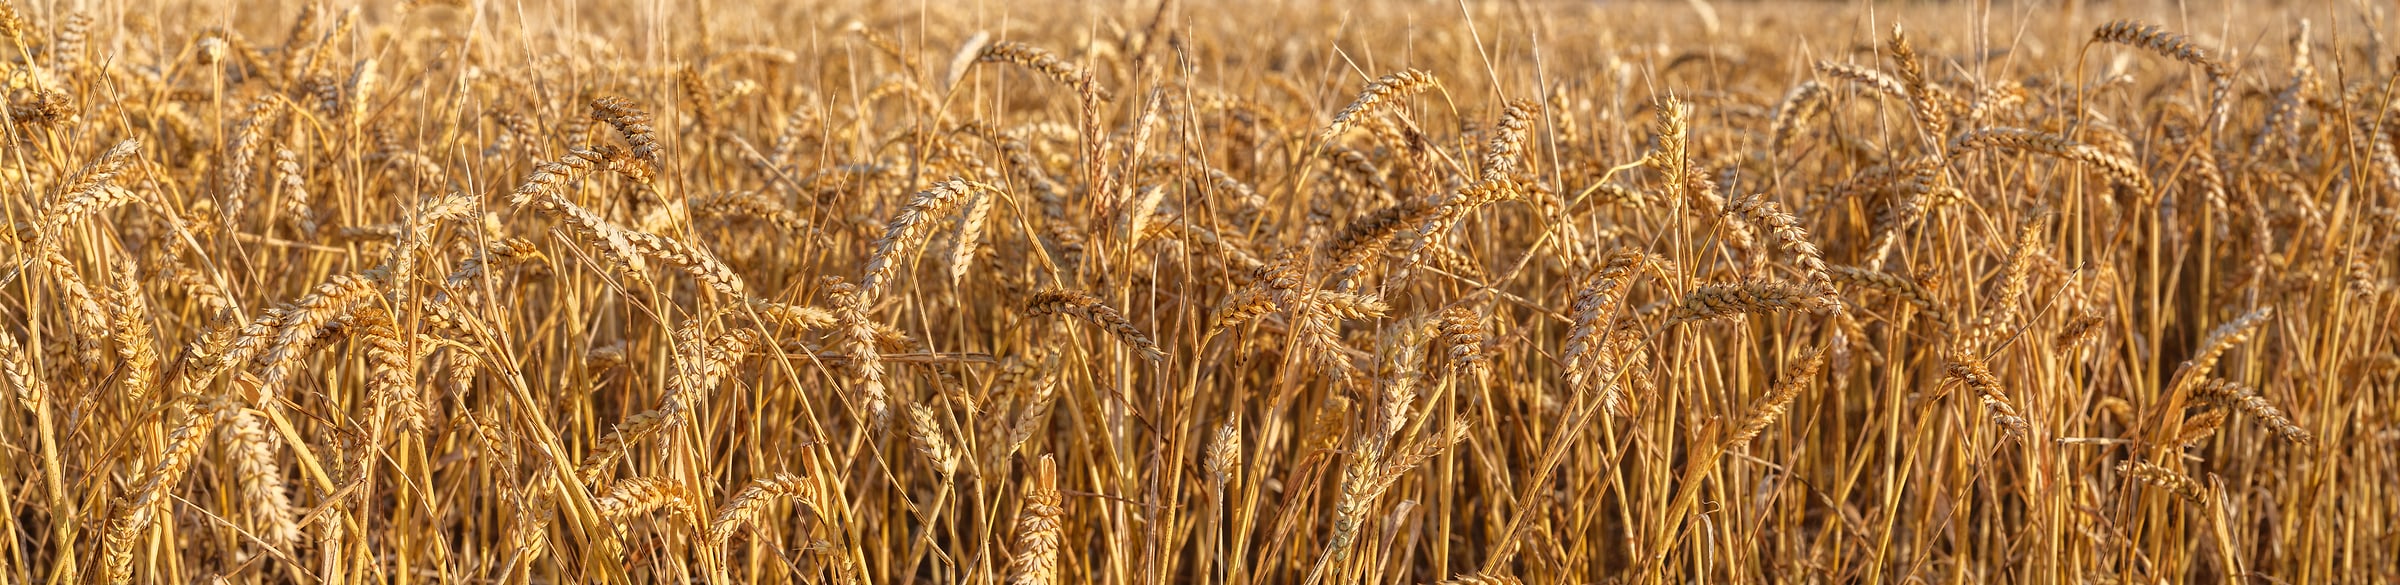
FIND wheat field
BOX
[0,0,2394,583]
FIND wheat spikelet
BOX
[539,194,654,287]
[1395,178,1522,284]
[1966,79,2029,125]
[1005,456,1065,585]
[2191,378,2313,447]
[275,2,324,74]
[1147,213,1266,275]
[0,329,43,412]
[1149,154,1267,213]
[1421,241,1492,285]
[1826,265,1951,334]
[1207,287,1279,335]
[978,40,1111,103]
[1436,572,1526,585]
[908,403,963,477]
[578,408,676,484]
[1325,146,1389,191]
[1951,128,2151,197]
[1321,69,1439,142]
[2175,307,2273,387]
[1770,80,1828,151]
[1309,291,1389,321]
[219,98,283,219]
[623,228,746,297]
[215,395,301,546]
[2116,460,2207,504]
[0,1,28,49]
[1726,346,1828,449]
[50,12,88,70]
[507,146,610,207]
[256,273,381,396]
[1325,202,1426,268]
[692,190,809,234]
[1478,100,1540,180]
[2177,408,2229,447]
[2091,20,2227,77]
[41,250,110,371]
[1316,431,1386,579]
[2150,306,2278,428]
[105,259,159,401]
[1668,279,1833,324]
[1369,343,1422,441]
[295,6,357,83]
[1965,223,2043,350]
[1814,61,1910,107]
[506,472,560,570]
[829,282,889,424]
[181,306,284,386]
[102,406,217,585]
[946,189,993,286]
[1885,25,1953,139]
[2056,311,2107,349]
[1003,377,1060,460]
[1437,306,1489,377]
[710,473,820,545]
[2364,120,2400,200]
[350,306,421,434]
[1373,417,1469,492]
[596,476,694,526]
[2090,20,2232,132]
[6,88,76,126]
[507,147,655,286]
[1121,184,1171,247]
[742,298,839,331]
[1727,195,1835,300]
[667,327,757,412]
[1027,288,1165,362]
[589,96,661,166]
[1205,419,1241,484]
[1563,249,1643,388]
[35,138,142,255]
[861,179,988,302]
[1645,97,1693,195]
[1947,356,2032,440]
[272,147,318,236]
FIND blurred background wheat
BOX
[0,0,2393,583]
